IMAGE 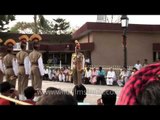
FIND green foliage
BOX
[52,18,71,35]
[0,15,15,31]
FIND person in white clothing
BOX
[58,69,65,82]
[134,60,142,70]
[106,68,116,85]
[84,67,91,84]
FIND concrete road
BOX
[26,80,122,105]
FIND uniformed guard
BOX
[0,38,5,83]
[29,34,44,90]
[16,35,31,100]
[3,39,18,86]
[72,40,85,85]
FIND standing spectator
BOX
[106,68,116,86]
[91,67,97,85]
[85,57,90,67]
[97,67,106,85]
[134,60,142,70]
[84,67,92,84]
[143,59,148,67]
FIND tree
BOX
[52,18,71,35]
[0,15,15,31]
[33,15,52,34]
[10,22,34,33]
[10,21,55,34]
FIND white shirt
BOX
[38,56,45,76]
[107,71,116,79]
[85,70,92,78]
[134,63,142,70]
[78,102,90,105]
[12,58,18,76]
[24,56,31,75]
[0,59,5,73]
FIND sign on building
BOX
[13,42,29,51]
[97,15,106,22]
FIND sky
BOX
[8,15,160,29]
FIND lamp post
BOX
[121,15,129,68]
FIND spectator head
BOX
[101,90,117,105]
[137,80,160,105]
[24,86,36,99]
[132,67,138,72]
[109,67,113,71]
[0,82,12,96]
[117,62,160,105]
[99,66,102,71]
[72,84,87,102]
[45,87,59,95]
[36,89,77,105]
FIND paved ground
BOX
[26,80,122,105]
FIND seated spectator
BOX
[97,66,106,85]
[117,67,131,87]
[43,66,49,80]
[0,82,17,105]
[117,62,160,105]
[36,89,77,105]
[90,67,97,85]
[23,86,36,105]
[97,90,117,105]
[106,68,116,86]
[63,66,70,82]
[58,69,65,82]
[131,67,138,76]
[72,84,90,105]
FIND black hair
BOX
[24,86,36,99]
[137,80,160,105]
[72,84,86,102]
[0,82,11,93]
[45,87,59,95]
[101,90,117,105]
[36,89,77,105]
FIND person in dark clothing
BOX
[97,67,106,85]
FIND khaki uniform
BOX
[73,52,85,85]
[3,54,17,86]
[16,50,29,94]
[29,50,44,89]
